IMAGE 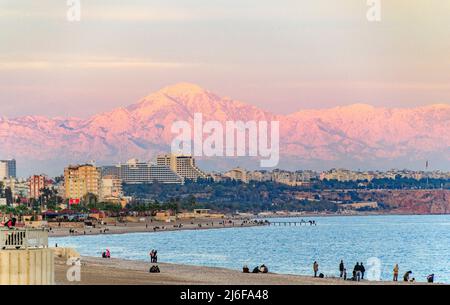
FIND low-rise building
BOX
[223,167,248,183]
[100,175,123,202]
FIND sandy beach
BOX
[55,256,429,285]
[48,218,260,238]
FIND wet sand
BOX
[55,256,427,285]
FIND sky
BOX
[1,0,450,117]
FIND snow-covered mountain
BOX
[1,83,449,176]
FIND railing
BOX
[0,228,48,250]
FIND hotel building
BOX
[101,159,183,184]
[156,154,207,181]
[64,164,101,200]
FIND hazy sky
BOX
[1,0,450,117]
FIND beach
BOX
[55,256,426,285]
[50,215,450,285]
[48,218,260,238]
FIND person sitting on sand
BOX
[242,265,250,273]
[260,265,268,273]
[427,274,434,283]
[403,271,412,282]
[149,265,160,273]
[105,249,111,258]
[252,267,260,273]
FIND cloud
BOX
[0,56,198,70]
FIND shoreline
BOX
[48,213,450,239]
[55,256,433,285]
[48,218,262,238]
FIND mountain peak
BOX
[158,82,207,96]
[341,103,376,110]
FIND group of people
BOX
[338,261,365,281]
[3,217,16,229]
[243,264,269,274]
[394,265,416,282]
[101,249,111,258]
[313,261,435,283]
[149,249,158,263]
[148,249,160,273]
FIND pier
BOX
[267,220,317,226]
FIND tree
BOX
[4,187,13,206]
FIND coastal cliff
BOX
[359,190,450,214]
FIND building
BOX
[247,170,273,182]
[156,154,207,181]
[224,168,249,183]
[100,175,123,201]
[64,164,101,201]
[1,178,29,201]
[0,159,16,179]
[103,159,183,184]
[320,168,374,182]
[29,175,46,199]
[100,165,120,178]
[177,209,225,219]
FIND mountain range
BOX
[1,83,449,176]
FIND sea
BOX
[50,214,450,283]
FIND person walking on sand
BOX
[393,264,399,281]
[339,260,345,278]
[313,261,319,277]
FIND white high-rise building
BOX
[101,159,184,184]
[156,154,207,181]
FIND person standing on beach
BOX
[149,250,154,263]
[393,264,399,281]
[354,263,361,281]
[339,260,345,278]
[360,262,365,280]
[313,261,319,277]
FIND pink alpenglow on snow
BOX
[0,83,449,174]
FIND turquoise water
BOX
[50,215,450,283]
